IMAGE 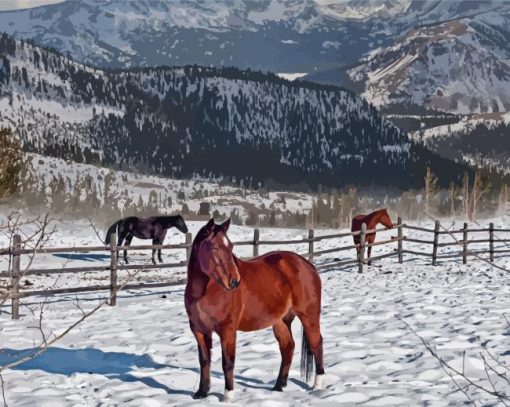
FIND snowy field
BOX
[1,219,510,406]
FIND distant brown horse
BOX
[351,208,394,264]
[185,218,325,402]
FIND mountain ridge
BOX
[0,31,468,190]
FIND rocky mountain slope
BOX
[344,16,510,114]
[0,33,465,189]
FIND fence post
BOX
[11,234,21,320]
[489,222,494,262]
[253,228,260,257]
[185,232,192,263]
[397,216,403,264]
[462,222,468,264]
[308,229,314,262]
[109,232,117,306]
[358,223,366,273]
[432,220,440,266]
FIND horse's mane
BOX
[189,223,218,268]
[159,214,180,221]
[365,208,386,218]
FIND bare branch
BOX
[400,316,510,404]
[480,354,509,406]
[0,212,55,308]
[0,372,7,407]
[87,216,105,245]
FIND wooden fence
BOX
[2,217,510,319]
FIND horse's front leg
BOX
[152,239,163,264]
[219,328,237,402]
[191,329,212,399]
[367,245,372,266]
[157,231,167,264]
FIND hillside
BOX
[410,112,510,174]
[0,33,467,190]
[19,152,313,225]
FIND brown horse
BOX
[184,218,325,402]
[351,208,394,264]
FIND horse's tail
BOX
[104,220,121,245]
[300,326,314,383]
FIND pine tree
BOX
[0,128,24,201]
[424,167,438,216]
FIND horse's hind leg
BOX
[367,245,372,266]
[124,234,133,264]
[297,312,325,389]
[272,312,295,391]
[116,232,127,263]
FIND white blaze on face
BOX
[222,235,230,247]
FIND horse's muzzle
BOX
[229,278,240,290]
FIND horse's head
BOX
[380,208,394,229]
[194,218,241,291]
[175,215,189,233]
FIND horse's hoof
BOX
[192,390,208,399]
[272,378,287,392]
[313,374,325,390]
[223,389,234,402]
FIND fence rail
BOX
[1,217,509,319]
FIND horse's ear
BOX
[204,218,215,234]
[219,218,231,233]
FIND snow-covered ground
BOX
[0,219,509,406]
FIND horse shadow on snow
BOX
[52,253,110,262]
[0,347,288,397]
[0,347,197,397]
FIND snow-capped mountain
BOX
[345,14,510,114]
[316,0,506,23]
[0,0,391,72]
[1,0,509,117]
[0,33,465,189]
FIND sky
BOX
[0,0,64,11]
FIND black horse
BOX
[104,215,188,264]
